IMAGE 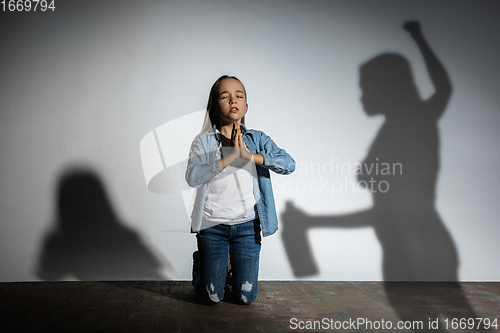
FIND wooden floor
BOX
[1,281,499,332]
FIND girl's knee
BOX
[238,292,257,305]
[239,294,256,305]
[236,281,257,305]
[204,282,224,305]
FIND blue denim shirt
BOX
[185,124,295,237]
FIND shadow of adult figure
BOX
[282,22,487,331]
[37,168,165,281]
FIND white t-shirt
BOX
[201,138,257,228]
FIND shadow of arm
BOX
[282,201,374,229]
[404,21,452,118]
[281,203,374,277]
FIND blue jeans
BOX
[194,219,261,305]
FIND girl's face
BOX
[216,78,248,126]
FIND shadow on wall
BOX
[281,22,484,331]
[36,168,166,281]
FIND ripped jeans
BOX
[194,219,261,305]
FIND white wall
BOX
[1,0,499,281]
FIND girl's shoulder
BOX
[189,130,218,152]
[244,127,268,139]
[244,128,279,149]
[192,129,217,142]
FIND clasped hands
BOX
[219,122,263,170]
[230,122,253,160]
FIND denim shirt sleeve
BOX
[185,134,222,188]
[256,131,295,175]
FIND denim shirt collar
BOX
[212,123,248,141]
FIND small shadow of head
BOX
[36,168,166,281]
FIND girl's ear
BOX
[245,104,248,113]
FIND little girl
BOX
[185,75,295,305]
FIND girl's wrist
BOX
[221,151,239,168]
[250,154,264,165]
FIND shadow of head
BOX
[360,53,420,116]
[57,169,115,228]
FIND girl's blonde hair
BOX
[207,75,247,130]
